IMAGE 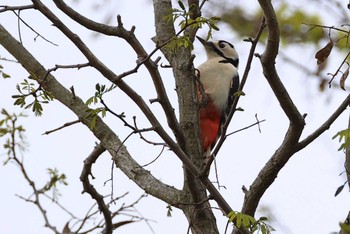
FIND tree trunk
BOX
[153,0,219,233]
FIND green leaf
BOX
[228,211,236,223]
[2,72,10,79]
[340,222,350,234]
[86,96,94,106]
[95,83,100,92]
[211,16,221,21]
[101,108,106,118]
[178,1,186,11]
[13,97,26,107]
[236,212,242,228]
[211,24,220,31]
[89,115,97,130]
[33,101,43,116]
[334,183,345,197]
[259,216,268,221]
[243,214,251,228]
[332,128,350,151]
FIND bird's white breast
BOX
[197,57,238,110]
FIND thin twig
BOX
[6,114,60,234]
[226,117,266,137]
[141,145,166,167]
[42,119,80,135]
[11,9,58,46]
[328,51,350,87]
[214,17,266,155]
[296,93,350,151]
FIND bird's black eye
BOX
[219,43,225,48]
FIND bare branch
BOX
[42,119,81,135]
[328,51,350,87]
[0,21,182,209]
[201,116,266,177]
[226,116,265,137]
[9,8,58,46]
[51,0,185,148]
[0,4,34,13]
[5,112,60,234]
[141,145,166,167]
[296,94,350,151]
[80,144,113,234]
[240,0,305,217]
[28,2,232,218]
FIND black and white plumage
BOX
[196,36,240,154]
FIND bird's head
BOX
[196,36,239,68]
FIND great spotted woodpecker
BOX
[196,36,240,157]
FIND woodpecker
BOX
[196,36,240,158]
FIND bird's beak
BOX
[196,36,211,48]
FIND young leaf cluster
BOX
[43,168,68,201]
[332,128,350,151]
[85,83,116,129]
[163,1,221,52]
[0,109,27,161]
[228,211,274,234]
[12,78,54,116]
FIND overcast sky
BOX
[1,1,350,234]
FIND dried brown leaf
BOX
[315,40,334,65]
[62,222,72,234]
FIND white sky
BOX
[0,1,350,234]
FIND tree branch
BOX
[297,94,350,151]
[258,0,304,126]
[42,119,80,135]
[0,4,34,13]
[79,144,112,234]
[5,0,234,228]
[0,22,181,208]
[5,112,60,234]
[51,0,185,149]
[241,0,306,217]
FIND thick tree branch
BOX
[0,23,181,207]
[258,0,304,126]
[153,1,223,233]
[4,2,234,232]
[153,0,201,159]
[2,2,232,220]
[51,0,185,149]
[241,0,305,217]
[240,1,350,220]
